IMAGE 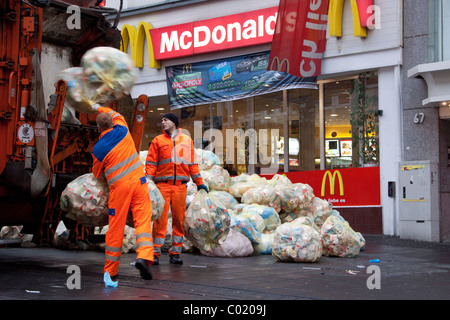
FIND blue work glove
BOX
[197,184,209,193]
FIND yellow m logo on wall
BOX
[321,170,345,197]
[328,0,367,37]
[120,22,160,69]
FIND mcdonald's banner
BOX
[268,0,330,78]
[261,166,380,207]
[166,51,317,109]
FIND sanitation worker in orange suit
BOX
[91,104,154,283]
[145,113,208,265]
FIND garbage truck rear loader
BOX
[0,0,148,245]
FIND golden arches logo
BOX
[321,170,344,197]
[269,56,289,73]
[120,22,161,69]
[183,64,193,74]
[328,0,367,37]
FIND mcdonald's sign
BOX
[328,0,375,37]
[321,170,344,197]
[261,166,380,207]
[269,57,290,74]
[120,22,161,69]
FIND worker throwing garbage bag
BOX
[91,104,154,284]
[146,113,208,265]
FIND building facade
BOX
[104,0,447,241]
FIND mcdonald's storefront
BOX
[114,0,402,236]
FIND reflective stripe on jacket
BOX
[145,129,203,185]
[92,107,144,187]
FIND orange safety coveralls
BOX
[145,129,203,257]
[92,106,153,277]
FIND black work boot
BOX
[135,259,152,280]
[153,256,159,265]
[169,254,183,265]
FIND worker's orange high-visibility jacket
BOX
[145,129,203,257]
[92,106,153,276]
[145,129,203,185]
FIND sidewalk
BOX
[0,235,449,300]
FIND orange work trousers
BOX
[104,176,154,276]
[153,182,187,257]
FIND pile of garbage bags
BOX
[189,155,366,261]
[59,148,366,262]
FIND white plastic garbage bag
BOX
[228,174,266,198]
[200,165,230,192]
[300,197,332,228]
[242,184,281,213]
[272,221,322,263]
[183,190,231,253]
[230,215,262,245]
[195,149,221,170]
[200,229,254,257]
[276,183,314,214]
[60,173,109,227]
[320,214,361,257]
[240,204,281,232]
[210,190,239,209]
[80,46,136,105]
[253,232,275,255]
[147,178,165,221]
[267,174,292,187]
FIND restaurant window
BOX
[322,72,379,169]
[142,73,378,174]
[288,88,320,172]
[429,0,450,62]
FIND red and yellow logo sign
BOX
[328,0,374,37]
[321,170,344,197]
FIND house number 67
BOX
[414,113,424,124]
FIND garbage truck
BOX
[0,0,148,245]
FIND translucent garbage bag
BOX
[229,174,266,198]
[210,190,239,209]
[195,148,221,171]
[200,165,230,191]
[60,173,109,227]
[147,178,165,221]
[291,215,321,233]
[240,204,281,232]
[241,184,281,213]
[276,183,314,214]
[230,215,262,245]
[200,229,253,257]
[59,67,93,113]
[267,174,292,187]
[80,46,136,105]
[183,190,231,253]
[272,221,322,263]
[100,225,136,253]
[59,47,136,113]
[300,197,332,228]
[253,232,275,255]
[320,214,361,257]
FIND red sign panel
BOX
[149,7,278,60]
[268,0,330,78]
[262,166,381,207]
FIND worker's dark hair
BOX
[96,112,113,133]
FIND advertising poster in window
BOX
[340,139,352,157]
[325,139,340,157]
[166,51,317,109]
